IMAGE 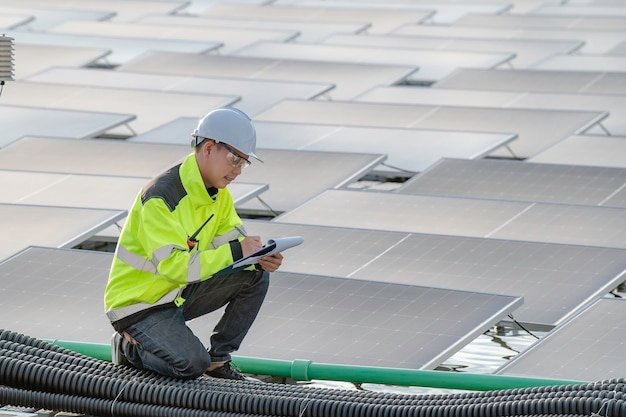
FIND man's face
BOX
[199,141,249,189]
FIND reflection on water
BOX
[437,327,545,374]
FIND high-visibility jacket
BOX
[104,153,246,330]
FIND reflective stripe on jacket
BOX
[104,152,245,323]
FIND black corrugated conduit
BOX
[1,330,624,417]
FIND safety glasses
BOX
[219,142,251,169]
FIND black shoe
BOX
[205,361,246,381]
[111,332,132,367]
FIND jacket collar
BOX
[180,153,219,209]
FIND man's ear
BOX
[203,140,216,156]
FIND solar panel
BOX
[528,135,626,168]
[0,5,114,30]
[8,30,221,65]
[321,33,583,69]
[531,5,626,18]
[0,137,189,177]
[533,55,626,73]
[270,0,510,24]
[398,158,626,208]
[27,67,335,117]
[48,20,299,55]
[200,3,435,33]
[392,23,626,54]
[0,0,188,22]
[128,117,196,144]
[235,149,385,215]
[12,44,110,79]
[0,246,522,369]
[0,81,238,135]
[0,14,33,30]
[295,0,540,14]
[453,12,626,31]
[0,204,125,262]
[0,170,146,209]
[243,219,626,330]
[194,272,522,369]
[355,86,625,136]
[434,68,626,96]
[274,189,626,249]
[135,14,370,43]
[232,41,514,84]
[496,298,626,381]
[608,41,626,55]
[117,51,418,100]
[0,136,380,217]
[0,105,135,147]
[130,117,514,174]
[253,99,608,159]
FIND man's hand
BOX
[258,252,283,272]
[240,236,263,257]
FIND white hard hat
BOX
[191,107,262,162]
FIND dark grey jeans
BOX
[122,269,269,379]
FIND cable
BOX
[1,329,624,417]
[508,313,541,340]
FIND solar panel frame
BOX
[0,172,267,231]
[0,6,115,30]
[117,51,418,100]
[397,158,626,208]
[495,298,626,381]
[532,55,626,73]
[0,204,126,262]
[453,12,626,31]
[270,0,511,24]
[0,0,189,22]
[253,99,608,159]
[129,117,515,174]
[434,68,626,96]
[607,41,626,55]
[531,4,626,18]
[0,14,34,30]
[243,219,626,330]
[235,149,386,215]
[0,136,190,177]
[274,189,626,250]
[8,29,222,65]
[528,135,626,168]
[0,81,239,135]
[392,23,626,54]
[232,41,514,84]
[48,20,300,54]
[192,271,523,369]
[274,0,541,14]
[26,67,335,117]
[0,246,523,369]
[199,3,435,33]
[0,170,146,209]
[321,33,583,69]
[135,14,371,43]
[355,86,626,136]
[0,105,135,147]
[12,43,111,79]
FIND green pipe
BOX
[45,339,588,391]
